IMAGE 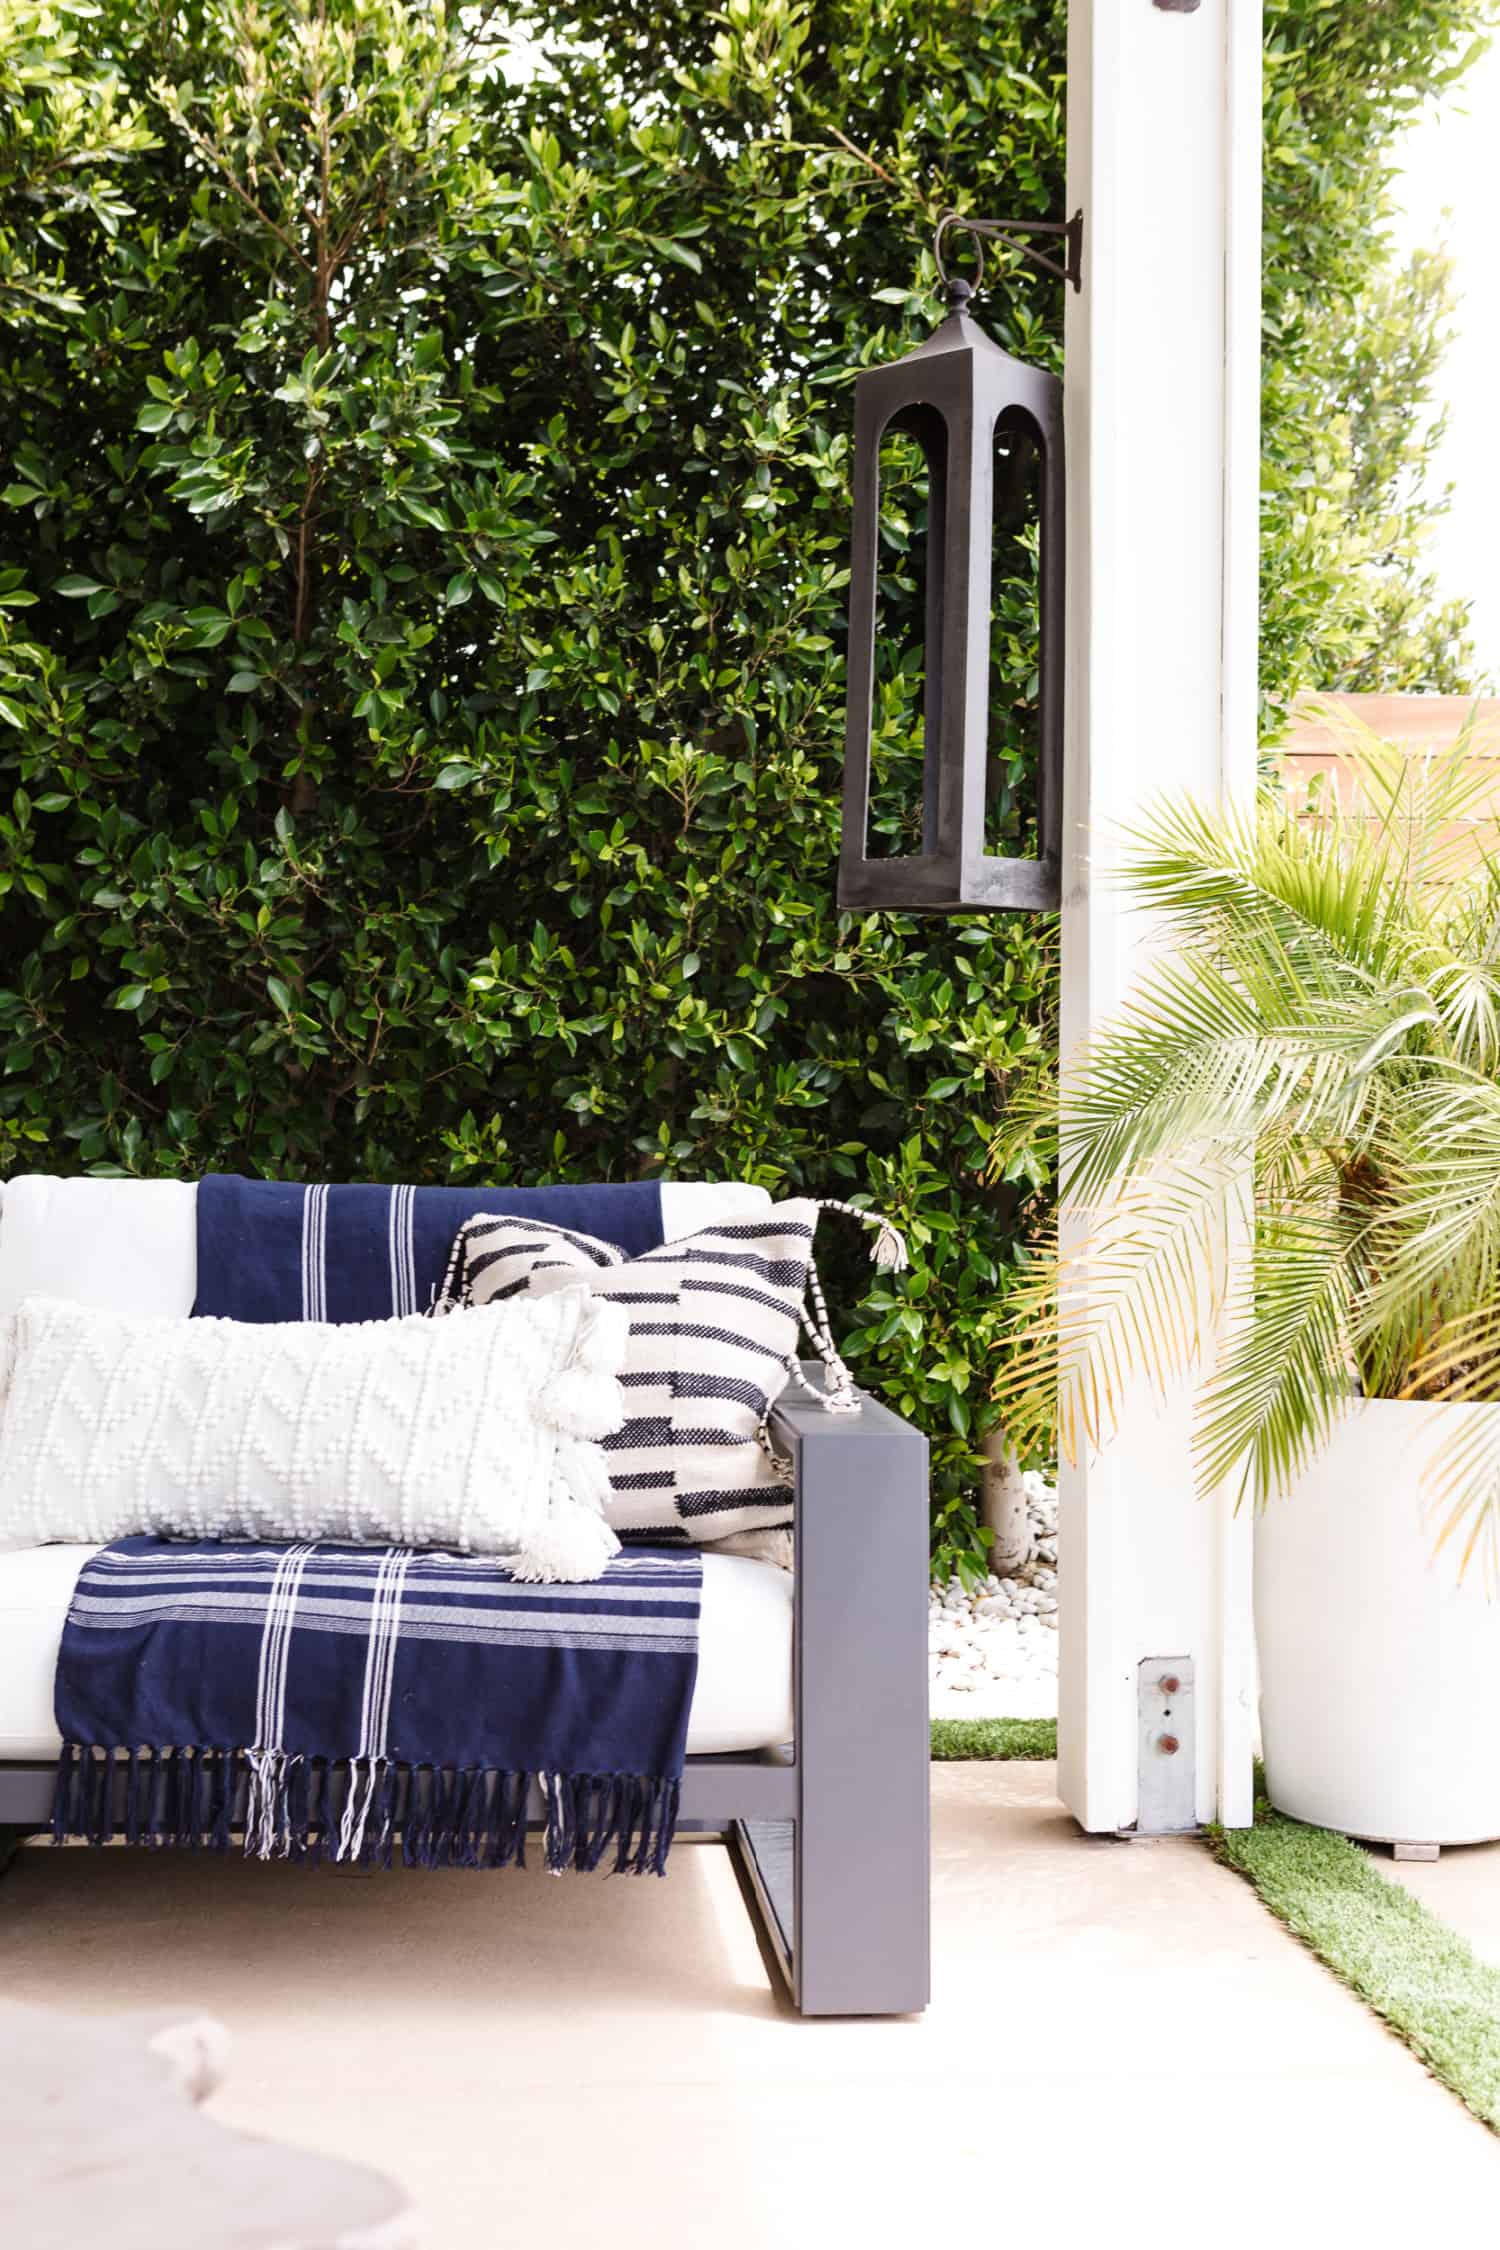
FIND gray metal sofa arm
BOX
[732,1371,930,2016]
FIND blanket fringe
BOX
[50,1746,680,1875]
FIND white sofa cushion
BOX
[0,1544,793,1761]
[0,1176,197,1319]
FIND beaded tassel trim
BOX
[756,1198,909,1471]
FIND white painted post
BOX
[1057,0,1262,1832]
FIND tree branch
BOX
[168,113,315,271]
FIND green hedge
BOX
[0,0,1487,1576]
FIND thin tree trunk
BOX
[981,1427,1031,1577]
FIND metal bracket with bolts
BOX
[1132,1657,1197,1835]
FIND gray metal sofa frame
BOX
[0,1373,931,2018]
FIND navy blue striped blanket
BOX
[190,1171,664,1322]
[52,1175,702,1874]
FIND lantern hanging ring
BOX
[932,208,1084,302]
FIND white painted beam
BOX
[1057,0,1262,1832]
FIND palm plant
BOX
[993,717,1500,1573]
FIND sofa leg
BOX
[0,1826,29,1880]
[730,1819,795,1993]
[778,1388,931,2016]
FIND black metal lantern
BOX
[838,211,1078,914]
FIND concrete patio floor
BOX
[2,1762,1496,2246]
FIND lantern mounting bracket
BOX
[933,208,1084,299]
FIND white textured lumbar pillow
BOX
[0,1291,628,1582]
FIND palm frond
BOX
[1415,1407,1500,1593]
[995,1165,1240,1470]
[1195,1203,1362,1502]
[995,723,1500,1574]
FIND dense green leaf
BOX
[0,0,1488,1578]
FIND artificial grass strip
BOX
[930,1718,1057,1761]
[1212,1794,1500,2133]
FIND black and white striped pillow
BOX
[435,1204,818,1546]
[435,1213,626,1305]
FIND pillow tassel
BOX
[511,1476,619,1585]
[813,1195,909,1273]
[784,1199,911,1415]
[516,1294,627,1582]
[535,1300,627,1441]
[870,1215,910,1271]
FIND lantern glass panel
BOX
[984,405,1044,859]
[865,405,948,862]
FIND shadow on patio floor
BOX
[2,1763,1494,2244]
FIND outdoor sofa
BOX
[0,1175,930,2018]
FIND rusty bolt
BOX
[1159,1674,1181,1697]
[1157,1734,1180,1756]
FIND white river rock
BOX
[930,1472,1058,1721]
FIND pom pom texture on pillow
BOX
[0,1291,629,1582]
[435,1203,817,1547]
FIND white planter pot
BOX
[1255,1396,1500,1847]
